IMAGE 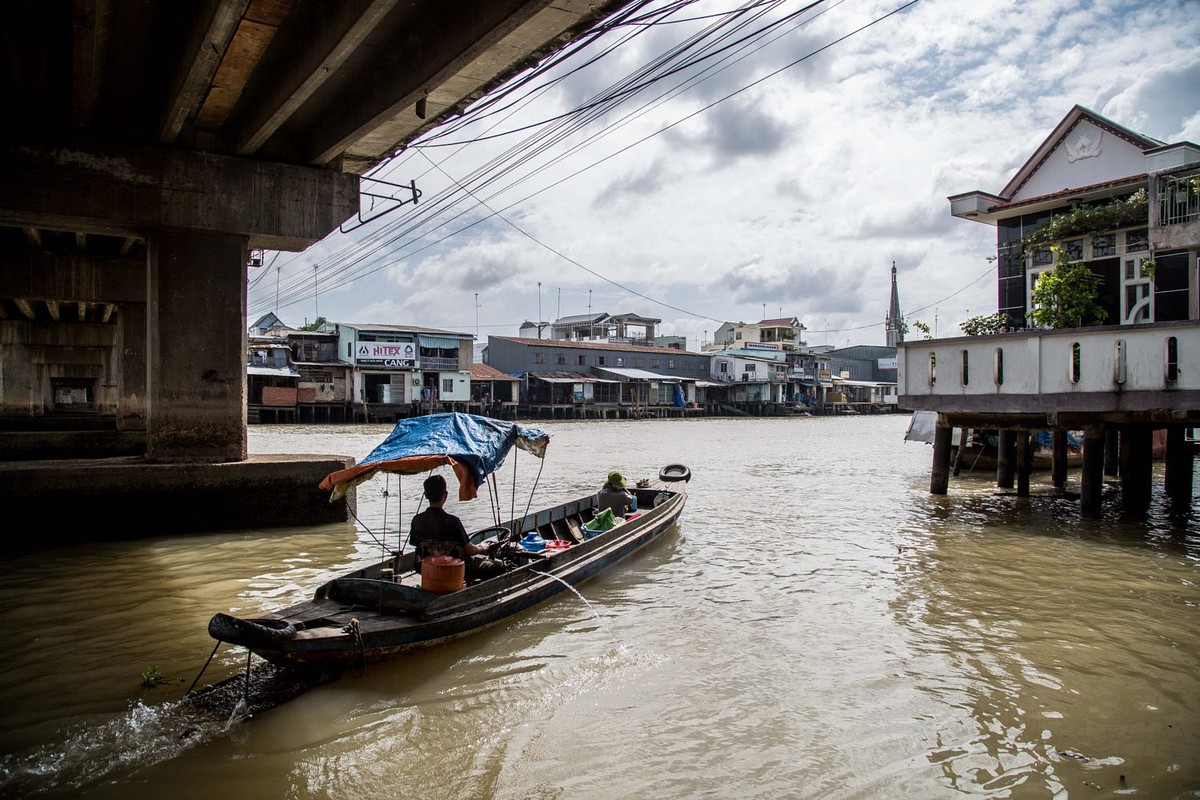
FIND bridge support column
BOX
[147,230,247,462]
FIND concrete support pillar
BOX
[116,302,147,432]
[1104,426,1120,477]
[997,429,1015,489]
[931,423,953,495]
[1081,425,1105,517]
[146,230,247,462]
[1051,429,1068,489]
[1164,425,1194,505]
[1015,430,1031,497]
[1119,425,1153,517]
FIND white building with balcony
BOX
[900,105,1199,517]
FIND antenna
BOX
[475,292,480,338]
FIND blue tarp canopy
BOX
[320,412,550,501]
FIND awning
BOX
[247,365,300,378]
[529,372,618,384]
[418,334,463,349]
[595,366,680,382]
[832,378,895,388]
[694,380,724,388]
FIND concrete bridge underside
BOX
[0,0,634,539]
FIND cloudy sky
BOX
[248,0,1200,352]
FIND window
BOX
[994,348,1004,386]
[1070,342,1081,384]
[1121,254,1153,323]
[1032,246,1053,266]
[735,332,742,340]
[668,359,676,368]
[616,357,624,367]
[533,353,546,364]
[598,356,607,366]
[577,354,587,366]
[442,378,453,394]
[652,359,660,368]
[928,353,936,386]
[745,363,756,372]
[1092,234,1115,257]
[1125,229,1149,252]
[1064,239,1084,261]
[555,353,566,365]
[960,350,969,386]
[1166,337,1179,383]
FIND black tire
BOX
[659,463,691,483]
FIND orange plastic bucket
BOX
[421,555,465,593]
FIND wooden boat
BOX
[205,413,690,672]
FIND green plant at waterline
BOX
[141,664,167,688]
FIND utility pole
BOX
[537,282,542,338]
[475,292,480,338]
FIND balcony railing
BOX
[420,357,461,370]
[1159,173,1200,226]
[897,321,1199,413]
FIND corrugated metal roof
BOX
[595,366,680,382]
[247,366,300,378]
[528,371,618,384]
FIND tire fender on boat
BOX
[658,463,691,483]
[208,613,297,648]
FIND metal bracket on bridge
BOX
[341,176,422,232]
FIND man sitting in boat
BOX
[596,471,635,519]
[409,474,505,580]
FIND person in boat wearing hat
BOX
[596,470,636,518]
[409,474,505,580]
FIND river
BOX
[0,415,1197,799]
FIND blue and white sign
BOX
[356,340,416,367]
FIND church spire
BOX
[885,261,903,347]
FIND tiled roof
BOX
[988,174,1146,212]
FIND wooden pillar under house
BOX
[1081,425,1105,517]
[1104,426,1120,477]
[1119,425,1153,517]
[951,427,968,477]
[1051,430,1068,489]
[996,430,1016,489]
[931,423,953,495]
[1164,425,1194,505]
[1015,430,1031,497]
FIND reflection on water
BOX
[0,416,1197,799]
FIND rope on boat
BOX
[242,649,253,706]
[184,641,222,696]
[519,457,548,530]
